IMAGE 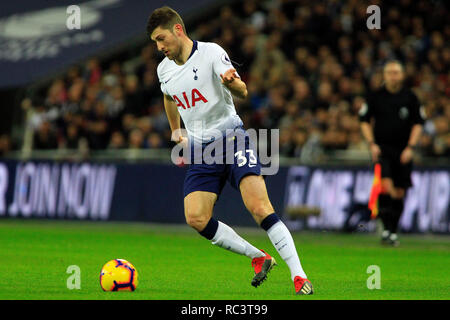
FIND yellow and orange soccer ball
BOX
[100,259,138,291]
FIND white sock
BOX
[266,221,307,280]
[211,221,265,259]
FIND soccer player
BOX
[360,60,425,246]
[147,6,313,295]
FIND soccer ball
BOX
[100,259,138,291]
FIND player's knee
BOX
[185,213,209,231]
[393,188,405,199]
[381,181,393,195]
[248,201,273,221]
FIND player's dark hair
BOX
[147,6,186,38]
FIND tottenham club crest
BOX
[399,106,409,119]
[193,67,198,80]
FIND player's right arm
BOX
[163,94,186,144]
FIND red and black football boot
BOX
[294,276,314,295]
[251,250,277,287]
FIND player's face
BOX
[383,63,404,88]
[150,26,182,61]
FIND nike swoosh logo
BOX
[164,78,171,84]
[275,237,285,246]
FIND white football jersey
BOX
[157,41,243,144]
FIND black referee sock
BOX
[378,194,393,232]
[390,198,404,234]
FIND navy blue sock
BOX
[260,213,280,231]
[198,218,219,240]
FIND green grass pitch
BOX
[0,219,449,300]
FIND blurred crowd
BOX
[22,0,449,160]
[0,134,11,156]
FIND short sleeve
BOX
[359,95,373,123]
[156,64,170,96]
[209,43,239,79]
[160,82,169,96]
[410,92,425,125]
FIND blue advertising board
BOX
[0,159,449,234]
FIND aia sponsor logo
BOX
[173,89,208,109]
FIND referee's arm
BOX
[406,92,425,149]
[406,125,423,149]
[400,94,425,163]
[400,124,422,164]
[359,101,381,162]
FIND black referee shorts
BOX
[378,145,413,189]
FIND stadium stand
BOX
[15,0,450,161]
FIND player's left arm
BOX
[220,69,248,99]
[400,92,425,164]
[211,43,248,100]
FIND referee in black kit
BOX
[359,60,425,246]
